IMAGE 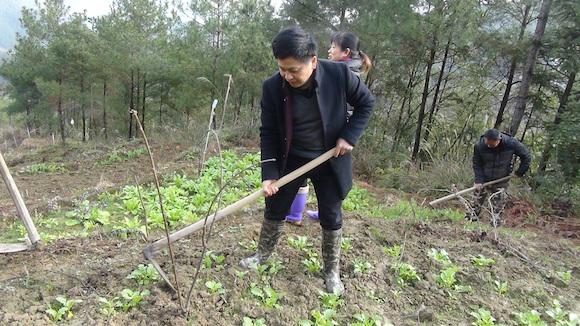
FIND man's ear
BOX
[345,48,351,57]
[311,56,318,69]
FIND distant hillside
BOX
[0,0,35,52]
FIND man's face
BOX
[484,137,501,148]
[277,56,317,88]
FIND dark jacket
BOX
[259,59,375,199]
[473,133,532,183]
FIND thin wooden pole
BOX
[0,151,40,245]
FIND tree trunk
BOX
[159,83,163,125]
[102,79,107,139]
[391,68,415,152]
[57,74,66,144]
[411,37,437,162]
[141,74,147,131]
[519,85,541,143]
[134,70,140,136]
[81,75,86,142]
[538,70,575,172]
[129,69,134,139]
[494,4,531,130]
[509,0,552,136]
[424,35,451,143]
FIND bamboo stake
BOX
[429,175,512,207]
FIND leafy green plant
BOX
[393,263,420,287]
[235,270,249,279]
[353,259,372,275]
[299,309,338,326]
[239,240,258,251]
[303,257,323,274]
[383,245,402,257]
[351,313,384,326]
[319,291,343,310]
[119,289,150,312]
[205,280,226,295]
[288,235,312,251]
[555,270,572,285]
[98,297,121,317]
[546,299,580,325]
[470,308,496,326]
[45,296,82,322]
[494,280,508,296]
[249,283,281,309]
[24,163,66,174]
[203,250,226,269]
[471,254,496,267]
[517,310,547,326]
[429,248,452,265]
[127,264,159,286]
[242,316,267,326]
[436,265,459,289]
[341,237,352,252]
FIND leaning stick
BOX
[143,147,337,258]
[429,175,512,207]
[0,151,40,246]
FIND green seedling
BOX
[203,250,226,269]
[517,310,547,326]
[235,270,249,279]
[303,257,323,274]
[127,264,159,286]
[494,280,508,296]
[98,297,121,317]
[319,290,344,310]
[249,283,281,309]
[436,265,459,289]
[239,240,258,251]
[205,280,226,295]
[471,254,496,267]
[288,235,311,251]
[119,289,150,312]
[341,237,352,252]
[470,308,496,326]
[546,299,579,325]
[242,316,267,326]
[353,259,372,275]
[383,245,402,257]
[555,271,572,285]
[351,313,384,326]
[429,248,452,265]
[24,163,66,174]
[393,263,420,287]
[299,309,338,326]
[45,296,82,322]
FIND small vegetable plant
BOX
[393,263,420,287]
[303,257,323,274]
[471,254,496,267]
[250,283,281,309]
[494,280,508,296]
[288,235,312,251]
[45,296,82,322]
[470,308,496,326]
[383,245,402,257]
[319,290,344,310]
[517,310,547,326]
[127,264,159,286]
[353,259,372,275]
[299,309,338,326]
[428,248,452,265]
[205,280,226,295]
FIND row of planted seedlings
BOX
[45,264,160,322]
[381,241,576,325]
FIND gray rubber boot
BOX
[322,228,344,295]
[239,219,284,268]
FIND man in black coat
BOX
[239,26,374,294]
[468,129,532,226]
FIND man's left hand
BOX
[334,138,353,157]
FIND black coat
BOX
[259,59,375,199]
[473,133,532,183]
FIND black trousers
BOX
[264,154,343,230]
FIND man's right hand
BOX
[474,183,483,191]
[262,180,279,197]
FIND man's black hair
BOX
[272,26,317,61]
[484,128,501,140]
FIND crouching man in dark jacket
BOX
[468,129,531,226]
[239,26,375,294]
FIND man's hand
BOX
[262,180,279,197]
[474,183,483,191]
[334,138,353,157]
